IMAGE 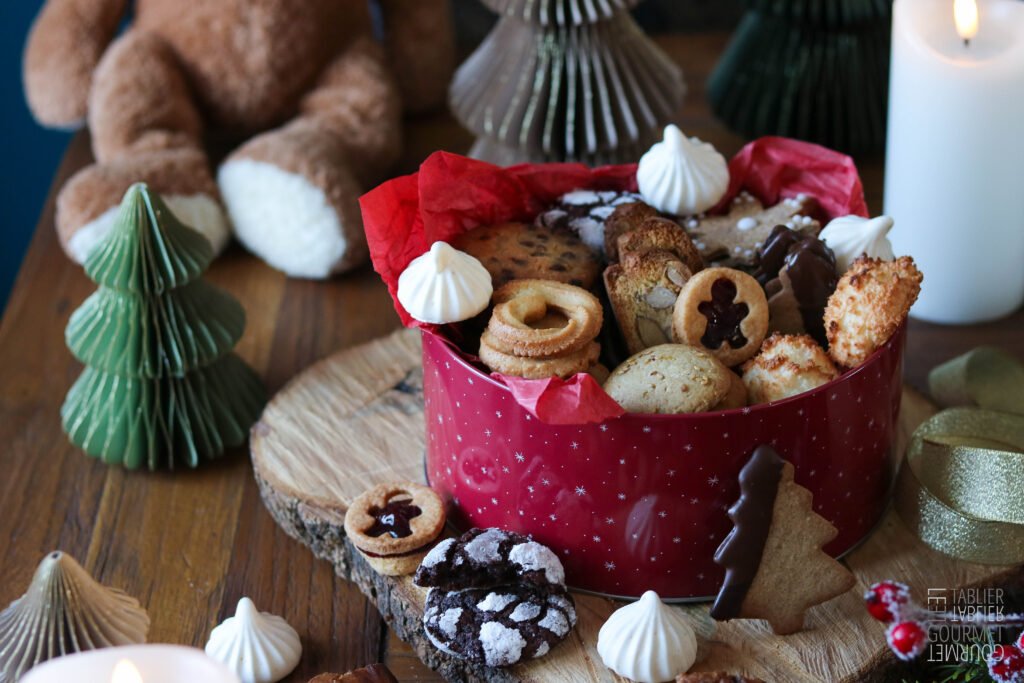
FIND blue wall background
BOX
[1,1,71,314]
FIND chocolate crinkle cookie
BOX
[415,528,576,667]
[423,586,578,667]
[414,528,566,592]
[537,189,644,255]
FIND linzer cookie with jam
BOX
[343,482,446,576]
[673,267,769,367]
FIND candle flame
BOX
[954,0,979,42]
[111,660,144,683]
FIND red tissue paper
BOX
[359,138,866,424]
[497,373,626,425]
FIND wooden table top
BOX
[1,32,1020,682]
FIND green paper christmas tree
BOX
[708,0,892,154]
[61,183,266,470]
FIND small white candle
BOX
[20,645,240,683]
[885,0,1024,323]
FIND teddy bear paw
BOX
[57,153,230,263]
[218,142,367,279]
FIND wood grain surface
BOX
[0,32,1021,682]
[251,328,1009,682]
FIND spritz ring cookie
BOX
[672,267,769,367]
[479,330,600,379]
[486,280,603,358]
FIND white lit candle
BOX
[20,645,240,683]
[885,0,1024,323]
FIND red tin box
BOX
[422,326,904,599]
[361,141,889,600]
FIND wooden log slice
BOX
[252,328,1013,682]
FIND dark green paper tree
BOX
[61,183,266,470]
[708,0,892,154]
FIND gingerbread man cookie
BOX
[672,268,769,367]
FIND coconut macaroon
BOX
[742,333,840,404]
[824,255,923,368]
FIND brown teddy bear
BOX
[24,0,454,278]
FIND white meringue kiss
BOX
[637,125,729,216]
[397,242,493,324]
[820,214,895,273]
[204,598,301,683]
[597,590,698,683]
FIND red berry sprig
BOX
[886,620,929,661]
[865,581,912,623]
[989,643,1024,683]
[865,579,1024,680]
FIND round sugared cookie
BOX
[602,344,733,414]
[536,189,644,256]
[423,586,577,667]
[343,482,446,576]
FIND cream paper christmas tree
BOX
[61,183,266,470]
[450,0,685,165]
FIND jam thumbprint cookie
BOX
[344,482,446,576]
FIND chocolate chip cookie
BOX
[454,222,600,289]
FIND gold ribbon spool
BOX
[928,347,1024,416]
[895,407,1024,564]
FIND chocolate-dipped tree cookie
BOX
[710,445,855,634]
